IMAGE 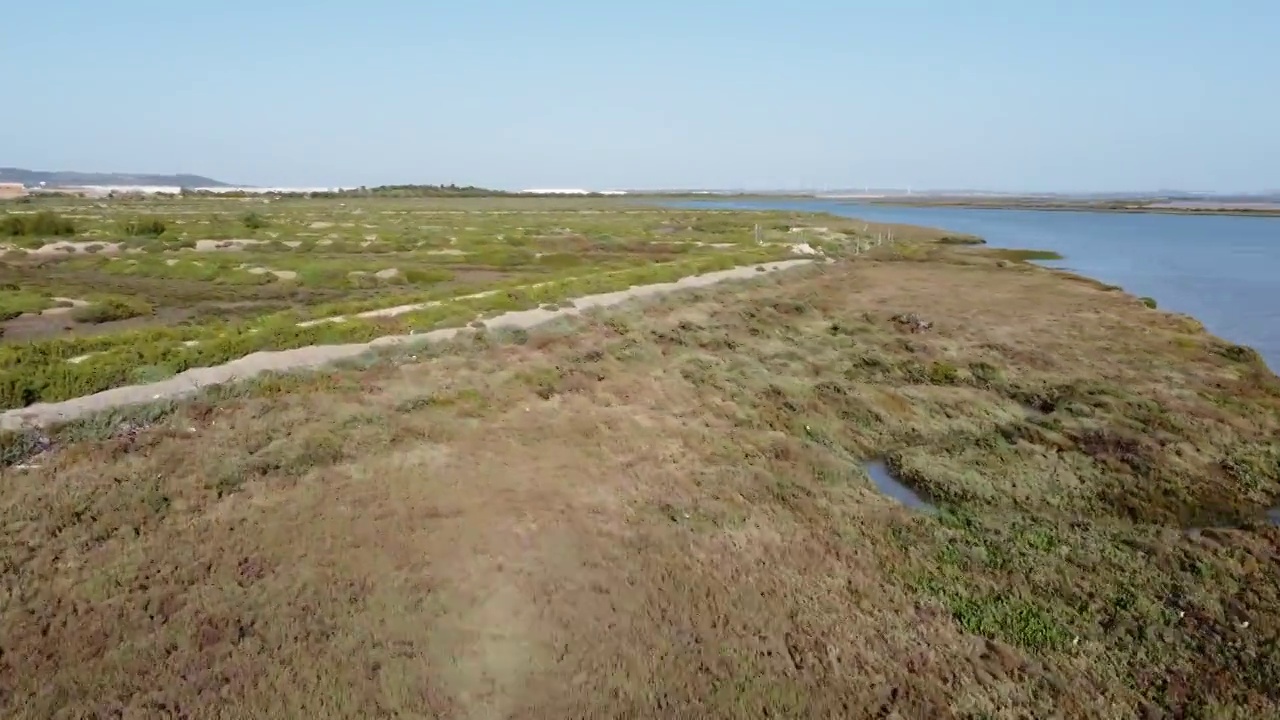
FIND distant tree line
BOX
[347,184,514,198]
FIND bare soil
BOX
[2,246,1278,718]
[0,306,193,342]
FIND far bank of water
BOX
[676,199,1280,370]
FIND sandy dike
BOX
[1,259,815,430]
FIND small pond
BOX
[864,460,937,514]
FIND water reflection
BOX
[864,460,937,513]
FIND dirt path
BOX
[0,260,814,430]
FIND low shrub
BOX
[1,211,77,237]
[120,217,168,237]
[241,212,269,230]
[0,290,54,320]
[403,268,454,285]
[1139,296,1158,309]
[1217,344,1262,364]
[936,235,986,245]
[986,248,1064,263]
[928,361,961,385]
[71,297,154,324]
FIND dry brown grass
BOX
[2,245,1279,718]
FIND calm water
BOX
[864,461,936,514]
[680,200,1280,370]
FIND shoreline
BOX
[858,199,1280,218]
[630,194,1280,218]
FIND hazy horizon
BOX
[4,1,1278,193]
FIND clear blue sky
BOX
[5,0,1277,191]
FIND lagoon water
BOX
[680,200,1280,370]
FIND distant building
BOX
[519,188,628,196]
[0,183,27,199]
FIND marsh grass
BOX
[985,248,1065,262]
[119,217,168,237]
[69,296,154,324]
[0,289,56,320]
[1,210,77,237]
[4,252,1278,717]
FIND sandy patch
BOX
[20,241,123,256]
[374,268,402,280]
[309,221,334,229]
[426,249,467,256]
[39,297,91,316]
[284,241,303,248]
[246,266,298,280]
[194,239,263,252]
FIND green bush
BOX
[0,290,55,321]
[0,211,77,237]
[0,216,24,237]
[403,268,454,285]
[936,235,986,245]
[71,297,154,324]
[1139,296,1158,309]
[928,361,961,385]
[241,212,269,230]
[121,217,168,237]
[1217,344,1261,364]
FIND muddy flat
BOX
[2,245,1278,718]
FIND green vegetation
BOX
[3,246,1278,717]
[1140,296,1158,309]
[120,217,168,237]
[0,289,57,321]
[986,248,1065,262]
[935,234,986,245]
[241,211,269,229]
[69,296,153,324]
[0,251,782,409]
[0,196,920,409]
[1,210,77,237]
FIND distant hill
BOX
[0,168,232,188]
